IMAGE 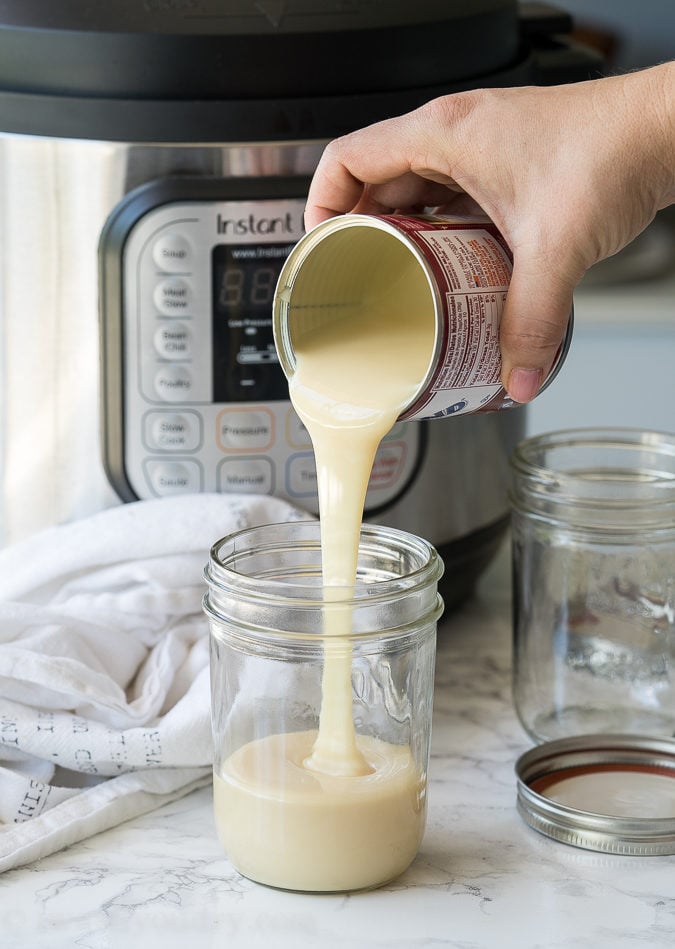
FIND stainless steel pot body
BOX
[0,134,524,601]
[0,2,604,601]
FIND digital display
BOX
[212,242,294,402]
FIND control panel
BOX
[99,178,423,514]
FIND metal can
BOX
[273,213,572,419]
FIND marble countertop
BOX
[2,543,673,949]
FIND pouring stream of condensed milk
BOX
[214,224,438,890]
[288,250,436,775]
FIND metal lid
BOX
[0,0,520,142]
[0,3,603,143]
[515,734,675,856]
[0,0,520,100]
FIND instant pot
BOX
[0,1,601,604]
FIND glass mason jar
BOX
[203,520,444,893]
[510,428,675,744]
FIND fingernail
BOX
[507,367,543,403]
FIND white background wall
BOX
[527,322,675,437]
[527,272,675,438]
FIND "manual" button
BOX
[218,458,274,494]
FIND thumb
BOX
[499,254,576,404]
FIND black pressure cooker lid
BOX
[0,1,589,142]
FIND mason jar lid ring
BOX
[515,733,675,856]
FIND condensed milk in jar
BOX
[203,520,443,893]
[273,213,572,420]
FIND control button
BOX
[145,459,202,496]
[218,458,274,495]
[285,453,318,498]
[153,277,193,316]
[154,322,192,360]
[217,408,274,452]
[152,233,193,273]
[154,366,193,402]
[144,411,201,452]
[368,442,406,490]
[286,409,312,448]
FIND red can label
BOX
[274,212,571,422]
[380,215,521,419]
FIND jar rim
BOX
[510,427,675,507]
[205,520,444,607]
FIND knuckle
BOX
[417,89,485,131]
[500,318,563,358]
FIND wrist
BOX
[641,61,675,209]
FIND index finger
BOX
[304,113,425,229]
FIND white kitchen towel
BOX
[0,493,310,873]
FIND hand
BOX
[305,63,675,402]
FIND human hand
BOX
[305,63,675,402]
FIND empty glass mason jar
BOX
[510,428,675,744]
[203,521,443,892]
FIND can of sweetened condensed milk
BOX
[273,213,572,418]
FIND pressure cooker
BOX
[0,1,601,605]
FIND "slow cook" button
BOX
[154,322,192,359]
[152,233,193,273]
[144,411,201,452]
[154,366,193,402]
[145,459,202,495]
[153,277,193,315]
